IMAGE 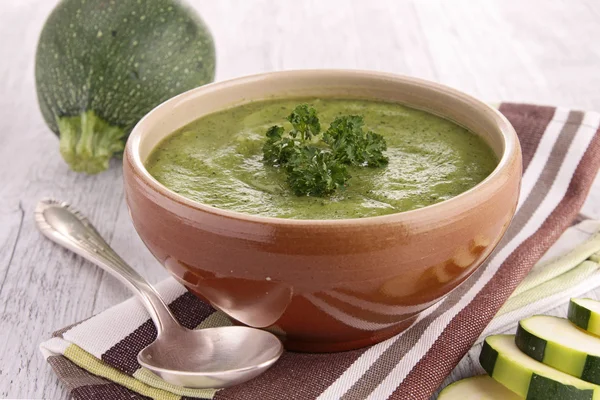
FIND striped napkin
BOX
[41,103,600,400]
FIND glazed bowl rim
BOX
[125,69,519,226]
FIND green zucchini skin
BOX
[570,300,593,330]
[515,320,547,362]
[480,335,600,400]
[35,0,215,173]
[569,298,600,336]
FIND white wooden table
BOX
[1,0,599,398]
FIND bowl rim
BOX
[125,69,519,226]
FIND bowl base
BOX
[281,314,418,353]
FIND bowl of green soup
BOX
[123,70,522,352]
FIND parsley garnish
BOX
[262,104,388,197]
[286,147,351,197]
[323,115,388,167]
[287,104,321,141]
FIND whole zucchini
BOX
[35,0,215,174]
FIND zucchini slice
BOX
[438,375,522,399]
[569,298,600,337]
[516,315,600,384]
[480,335,600,399]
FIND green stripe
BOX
[63,344,183,400]
[516,323,546,362]
[133,369,216,399]
[569,300,592,330]
[582,356,600,385]
[527,373,594,400]
[498,261,599,317]
[479,341,499,376]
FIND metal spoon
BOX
[35,199,283,389]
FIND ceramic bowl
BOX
[123,70,522,352]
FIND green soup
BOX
[145,98,498,219]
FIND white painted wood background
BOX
[1,0,599,398]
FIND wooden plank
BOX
[413,0,600,110]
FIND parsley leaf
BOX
[263,125,297,165]
[323,115,388,167]
[286,147,350,197]
[262,104,388,197]
[287,104,321,141]
[362,131,388,167]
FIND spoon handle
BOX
[35,199,178,334]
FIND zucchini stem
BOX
[57,111,126,174]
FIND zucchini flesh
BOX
[480,335,600,399]
[516,315,600,384]
[569,298,600,337]
[438,375,522,399]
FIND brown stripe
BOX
[393,125,600,399]
[214,349,367,400]
[47,355,110,390]
[72,382,151,400]
[336,104,563,398]
[101,320,156,375]
[499,103,556,171]
[102,291,216,375]
[492,110,584,250]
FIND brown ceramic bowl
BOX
[123,70,522,352]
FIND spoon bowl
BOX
[138,326,283,388]
[35,199,283,388]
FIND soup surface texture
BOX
[145,98,498,219]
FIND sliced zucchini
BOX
[569,298,600,337]
[438,375,522,399]
[480,335,600,399]
[516,315,600,384]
